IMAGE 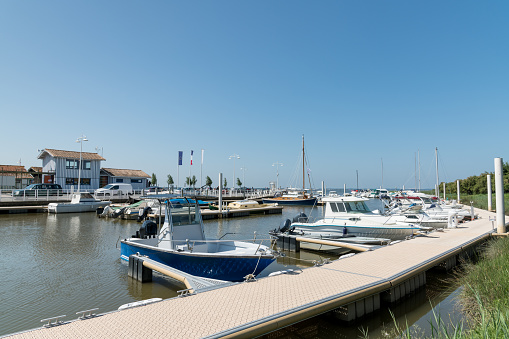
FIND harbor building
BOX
[100,168,150,190]
[0,165,34,189]
[37,149,105,190]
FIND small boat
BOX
[227,200,275,209]
[270,218,390,254]
[120,195,276,282]
[48,192,110,213]
[286,196,428,241]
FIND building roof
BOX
[101,168,150,178]
[28,166,43,172]
[0,165,33,178]
[38,149,106,161]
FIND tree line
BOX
[149,173,243,189]
[443,162,509,195]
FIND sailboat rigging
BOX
[263,135,317,206]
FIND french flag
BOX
[190,150,194,165]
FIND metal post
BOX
[443,182,446,200]
[487,174,492,211]
[494,158,505,233]
[321,181,325,197]
[457,180,460,203]
[435,147,439,197]
[218,173,223,213]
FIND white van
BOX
[95,183,133,197]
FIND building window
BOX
[82,161,91,170]
[66,178,91,185]
[131,179,142,183]
[66,178,77,185]
[66,159,78,169]
[115,178,124,183]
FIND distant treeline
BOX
[443,162,509,195]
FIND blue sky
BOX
[1,1,508,189]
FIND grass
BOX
[359,238,509,338]
[443,193,509,216]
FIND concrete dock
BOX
[6,207,497,339]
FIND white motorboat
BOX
[287,196,428,241]
[48,192,110,213]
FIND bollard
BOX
[276,235,284,250]
[494,158,506,233]
[487,174,492,211]
[128,255,152,282]
[283,235,291,251]
[288,236,300,252]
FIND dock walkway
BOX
[7,207,497,339]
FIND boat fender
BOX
[279,219,292,233]
[343,227,347,235]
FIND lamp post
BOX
[240,166,247,188]
[76,135,88,192]
[272,161,283,189]
[229,153,240,190]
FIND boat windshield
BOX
[170,203,200,225]
[344,201,370,213]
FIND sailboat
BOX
[263,135,317,206]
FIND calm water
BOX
[0,200,464,337]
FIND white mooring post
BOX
[321,181,325,197]
[218,173,223,213]
[494,158,505,233]
[487,174,492,211]
[457,180,460,203]
[443,182,446,200]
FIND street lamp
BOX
[229,153,240,190]
[240,166,247,188]
[272,161,283,189]
[76,135,88,192]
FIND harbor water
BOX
[0,199,464,337]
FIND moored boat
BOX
[120,195,276,282]
[285,196,428,241]
[48,192,110,213]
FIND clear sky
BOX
[1,1,508,189]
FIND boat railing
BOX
[157,237,273,252]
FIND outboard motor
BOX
[139,220,158,239]
[292,212,308,223]
[279,219,292,233]
[137,206,152,222]
[112,207,126,218]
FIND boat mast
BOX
[435,147,439,197]
[381,158,384,189]
[302,134,306,197]
[356,170,359,190]
[418,149,421,192]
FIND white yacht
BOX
[290,196,428,241]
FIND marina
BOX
[0,194,500,338]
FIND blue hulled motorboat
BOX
[120,195,275,282]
